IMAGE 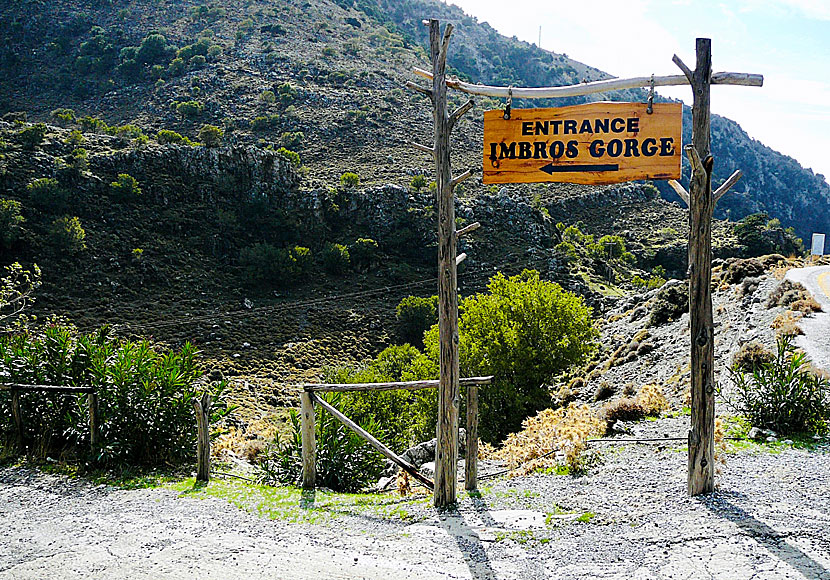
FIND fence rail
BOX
[300,376,493,493]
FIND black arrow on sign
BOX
[539,163,620,174]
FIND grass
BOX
[168,477,430,524]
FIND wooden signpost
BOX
[409,20,761,506]
[483,102,682,185]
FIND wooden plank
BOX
[465,383,479,491]
[310,392,435,490]
[300,391,316,490]
[682,39,716,496]
[483,102,682,185]
[302,376,492,393]
[429,18,461,508]
[0,383,94,393]
[192,392,211,482]
[414,68,763,98]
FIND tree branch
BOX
[451,169,473,188]
[405,81,433,99]
[713,170,742,205]
[455,221,480,238]
[409,141,435,157]
[673,54,694,83]
[668,179,690,206]
[439,23,454,69]
[448,99,474,131]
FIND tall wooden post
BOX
[676,39,715,495]
[11,388,24,453]
[192,392,212,482]
[88,390,99,452]
[300,391,316,490]
[429,18,460,508]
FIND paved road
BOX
[786,265,830,371]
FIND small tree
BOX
[198,124,223,147]
[340,172,359,188]
[349,238,378,270]
[17,124,47,149]
[110,174,142,198]
[395,295,438,347]
[0,199,25,248]
[175,100,204,119]
[321,243,350,274]
[50,216,86,253]
[0,262,41,323]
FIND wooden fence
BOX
[0,383,98,452]
[299,376,493,492]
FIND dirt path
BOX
[3,422,829,580]
[786,265,830,371]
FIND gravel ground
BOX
[786,265,830,372]
[3,423,829,580]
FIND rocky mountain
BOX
[1,0,828,241]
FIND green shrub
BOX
[425,270,599,442]
[64,129,86,146]
[321,243,350,274]
[239,243,310,286]
[110,174,142,198]
[26,177,63,209]
[0,199,24,248]
[340,172,359,187]
[49,216,86,252]
[275,147,300,166]
[250,114,279,131]
[256,391,385,492]
[198,124,223,147]
[349,238,378,270]
[562,224,590,245]
[732,342,774,373]
[631,275,665,290]
[175,100,204,119]
[167,57,186,77]
[259,90,276,103]
[52,108,76,125]
[78,116,109,133]
[648,282,688,326]
[728,335,830,434]
[554,241,577,263]
[0,325,233,464]
[189,55,206,68]
[17,124,47,149]
[280,131,304,150]
[410,174,427,191]
[395,295,438,347]
[137,33,169,64]
[277,82,297,104]
[156,129,196,146]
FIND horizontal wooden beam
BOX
[310,392,435,490]
[0,383,94,394]
[455,253,467,266]
[302,376,493,393]
[413,68,763,99]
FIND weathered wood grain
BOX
[300,391,316,490]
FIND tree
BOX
[0,262,41,323]
[425,270,598,442]
[198,124,223,147]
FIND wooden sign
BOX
[483,102,682,185]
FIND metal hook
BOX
[503,86,513,120]
[647,74,655,114]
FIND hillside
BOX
[1,0,828,241]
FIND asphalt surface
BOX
[786,265,830,371]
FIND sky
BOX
[449,0,830,183]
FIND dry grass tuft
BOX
[396,470,411,497]
[494,403,604,475]
[772,311,804,337]
[637,383,669,415]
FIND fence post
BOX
[465,383,478,490]
[301,391,316,490]
[192,392,211,482]
[88,389,99,452]
[11,388,23,453]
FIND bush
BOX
[137,33,169,64]
[410,174,427,191]
[52,108,76,125]
[156,129,195,146]
[275,147,300,166]
[198,124,223,147]
[340,172,360,188]
[110,173,142,198]
[349,238,378,270]
[259,90,276,103]
[728,335,830,434]
[239,243,310,286]
[26,177,69,211]
[0,325,232,464]
[395,295,438,347]
[321,243,350,274]
[277,82,297,104]
[64,129,86,146]
[250,114,279,131]
[602,397,646,423]
[280,131,304,150]
[425,270,599,442]
[732,342,774,373]
[0,199,24,248]
[175,100,204,119]
[648,282,688,326]
[256,391,385,491]
[49,216,86,252]
[17,124,47,149]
